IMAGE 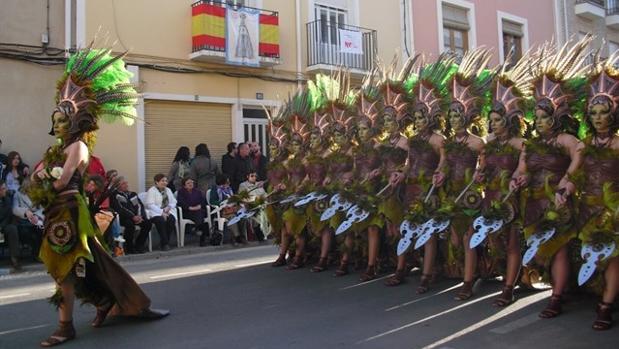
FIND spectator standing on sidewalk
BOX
[231,142,254,192]
[168,146,191,192]
[190,143,220,193]
[221,142,237,178]
[249,142,268,181]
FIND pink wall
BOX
[412,0,556,64]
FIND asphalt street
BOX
[0,244,617,349]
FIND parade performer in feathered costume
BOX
[422,49,491,294]
[328,70,386,280]
[318,74,357,277]
[509,38,590,319]
[458,52,534,304]
[30,44,169,347]
[267,110,292,267]
[576,52,619,330]
[384,55,449,287]
[277,91,313,270]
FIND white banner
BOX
[226,6,260,67]
[338,28,363,54]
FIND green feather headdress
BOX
[55,41,139,142]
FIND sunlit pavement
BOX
[0,245,617,349]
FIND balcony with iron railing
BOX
[306,20,377,75]
[607,0,619,28]
[189,0,281,66]
[575,0,606,19]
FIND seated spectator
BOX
[238,171,266,241]
[190,143,220,193]
[168,146,191,193]
[1,151,29,195]
[221,142,237,178]
[11,178,43,264]
[0,180,20,270]
[85,174,122,250]
[144,174,177,251]
[209,174,247,246]
[176,177,209,246]
[111,177,152,254]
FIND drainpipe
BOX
[563,0,569,44]
[295,0,302,88]
[65,0,72,55]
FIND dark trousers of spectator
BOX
[120,217,152,253]
[151,215,176,249]
[6,221,42,260]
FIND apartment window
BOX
[502,20,523,64]
[442,4,469,60]
[315,4,347,45]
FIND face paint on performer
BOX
[357,123,371,142]
[51,111,70,139]
[489,111,508,137]
[588,102,613,134]
[448,109,465,133]
[383,113,398,133]
[269,142,280,158]
[333,130,347,147]
[535,108,554,136]
[289,138,303,155]
[309,132,322,150]
[413,110,429,132]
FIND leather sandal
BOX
[539,294,562,319]
[416,274,431,294]
[287,255,304,270]
[91,302,114,327]
[592,301,613,331]
[492,285,515,307]
[385,269,406,286]
[271,254,287,267]
[311,257,328,273]
[334,260,349,277]
[359,265,377,282]
[454,281,475,301]
[40,321,75,347]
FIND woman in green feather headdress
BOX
[575,53,619,330]
[509,38,590,320]
[30,44,168,347]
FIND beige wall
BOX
[0,0,66,48]
[556,0,619,56]
[361,0,407,64]
[0,59,61,168]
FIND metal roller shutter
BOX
[144,100,232,186]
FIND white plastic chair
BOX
[176,206,193,247]
[206,188,227,245]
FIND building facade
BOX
[1,0,559,191]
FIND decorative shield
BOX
[522,228,556,266]
[468,216,504,249]
[578,241,616,286]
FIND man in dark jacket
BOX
[0,180,20,270]
[231,143,254,192]
[249,142,268,182]
[221,142,237,178]
[111,177,152,254]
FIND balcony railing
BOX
[576,0,605,7]
[190,0,280,65]
[306,20,377,73]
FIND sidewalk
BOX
[0,239,273,277]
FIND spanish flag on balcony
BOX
[191,2,280,59]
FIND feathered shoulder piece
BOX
[448,47,495,124]
[54,41,139,140]
[413,52,457,119]
[588,51,619,114]
[530,36,593,127]
[377,54,420,124]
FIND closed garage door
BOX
[144,100,231,186]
